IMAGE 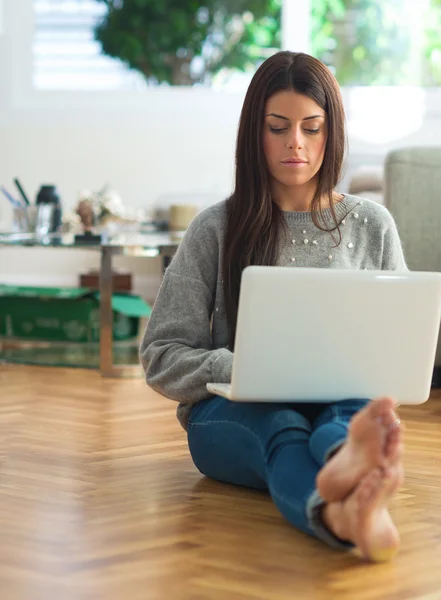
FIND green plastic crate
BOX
[0,284,152,343]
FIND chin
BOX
[279,175,311,187]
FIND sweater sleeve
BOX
[139,208,233,403]
[381,209,408,271]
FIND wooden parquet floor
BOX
[1,364,441,600]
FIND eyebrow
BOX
[266,113,324,121]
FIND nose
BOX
[286,126,303,150]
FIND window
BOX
[32,0,282,91]
[312,0,441,86]
[32,0,441,91]
[33,0,147,90]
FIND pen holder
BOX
[12,205,37,233]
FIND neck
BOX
[272,180,344,213]
[272,178,318,212]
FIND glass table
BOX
[0,230,183,377]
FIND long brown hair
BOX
[222,51,347,349]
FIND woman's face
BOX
[263,90,328,193]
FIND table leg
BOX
[99,246,114,376]
[162,254,172,273]
[99,246,143,378]
[99,246,176,378]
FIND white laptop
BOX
[207,266,441,405]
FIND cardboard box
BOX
[79,270,132,292]
[0,285,151,343]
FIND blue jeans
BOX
[187,396,369,550]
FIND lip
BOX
[281,158,308,168]
[282,158,308,164]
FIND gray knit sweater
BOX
[140,194,407,429]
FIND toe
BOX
[385,426,403,462]
[381,408,400,429]
[371,397,396,418]
[358,467,383,502]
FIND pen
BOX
[13,178,31,206]
[1,185,23,208]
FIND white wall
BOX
[1,1,441,301]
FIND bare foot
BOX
[316,397,402,503]
[323,465,403,562]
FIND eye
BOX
[269,126,287,134]
[304,128,320,134]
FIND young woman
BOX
[140,51,405,562]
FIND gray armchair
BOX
[385,147,441,272]
[384,146,441,376]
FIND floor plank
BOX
[1,364,441,600]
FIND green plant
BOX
[95,0,281,85]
